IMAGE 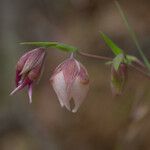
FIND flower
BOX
[110,63,127,95]
[50,56,89,113]
[10,47,46,103]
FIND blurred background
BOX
[1,0,150,149]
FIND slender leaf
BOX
[54,43,78,52]
[20,42,78,52]
[115,1,150,70]
[20,42,58,47]
[100,32,123,55]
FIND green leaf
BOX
[20,42,58,47]
[100,32,123,56]
[113,54,124,71]
[54,43,78,52]
[20,42,78,52]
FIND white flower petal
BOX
[51,71,71,111]
[28,84,33,104]
[71,77,89,113]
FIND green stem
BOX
[115,1,150,70]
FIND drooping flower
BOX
[111,63,127,95]
[10,47,46,103]
[50,55,89,113]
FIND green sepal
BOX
[113,54,124,71]
[125,55,141,64]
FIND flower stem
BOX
[78,51,150,79]
[129,64,150,79]
[78,51,112,61]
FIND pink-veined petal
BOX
[71,77,89,113]
[51,71,71,111]
[20,48,45,75]
[10,77,32,95]
[10,84,24,95]
[63,58,79,94]
[16,51,31,71]
[50,59,67,80]
[71,64,89,113]
[16,70,22,86]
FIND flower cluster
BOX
[11,48,89,113]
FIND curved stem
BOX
[78,51,112,61]
[129,64,150,79]
[78,51,150,79]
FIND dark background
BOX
[0,0,150,149]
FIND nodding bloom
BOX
[10,47,46,103]
[111,63,127,95]
[50,55,89,113]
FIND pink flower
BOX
[50,57,89,113]
[10,47,46,103]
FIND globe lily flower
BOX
[50,54,89,113]
[10,47,46,103]
[111,63,127,95]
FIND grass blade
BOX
[100,32,123,56]
[115,1,150,70]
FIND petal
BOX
[10,77,32,95]
[50,59,67,79]
[16,51,31,71]
[63,58,79,94]
[27,52,45,81]
[51,71,71,111]
[28,83,33,104]
[36,62,45,84]
[28,64,41,81]
[10,84,24,95]
[71,77,89,113]
[20,48,45,75]
[15,70,22,87]
[78,63,89,84]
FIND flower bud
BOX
[10,47,46,103]
[50,57,89,113]
[111,63,127,95]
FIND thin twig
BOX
[78,51,150,79]
[130,64,150,79]
[78,51,112,61]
